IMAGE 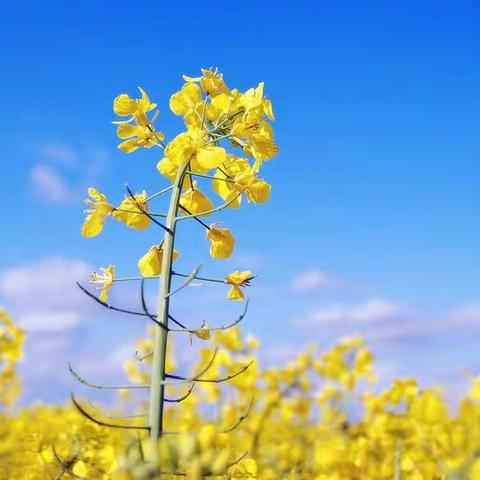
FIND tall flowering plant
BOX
[73,69,277,442]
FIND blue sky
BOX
[0,1,479,405]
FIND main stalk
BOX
[148,163,188,441]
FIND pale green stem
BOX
[148,162,188,441]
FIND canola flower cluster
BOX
[3,311,480,479]
[81,68,276,303]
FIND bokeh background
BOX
[0,1,479,405]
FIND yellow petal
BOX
[118,138,140,153]
[138,246,162,277]
[99,286,109,303]
[227,285,244,301]
[87,187,106,202]
[157,157,179,183]
[194,323,211,340]
[207,227,235,259]
[196,146,226,170]
[113,94,137,116]
[180,185,214,216]
[81,212,105,238]
[117,123,139,139]
[113,194,151,230]
[170,83,202,116]
[138,245,179,277]
[247,179,271,203]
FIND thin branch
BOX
[172,271,225,284]
[77,281,151,317]
[68,362,149,390]
[125,184,172,234]
[140,279,168,330]
[168,360,254,384]
[166,383,196,403]
[178,204,210,230]
[176,191,243,221]
[166,263,202,297]
[69,352,223,390]
[166,348,218,380]
[169,299,249,333]
[186,171,236,183]
[113,208,167,218]
[136,350,153,361]
[140,279,188,330]
[145,185,173,202]
[221,397,255,433]
[168,313,189,330]
[52,445,83,480]
[71,394,150,430]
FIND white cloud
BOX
[0,257,92,310]
[449,302,480,326]
[290,269,341,293]
[30,164,70,203]
[38,143,78,165]
[20,312,83,332]
[297,298,409,328]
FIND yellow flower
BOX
[193,321,211,340]
[224,270,252,301]
[179,182,214,216]
[183,68,230,97]
[113,191,151,230]
[116,123,164,153]
[81,188,114,238]
[206,224,235,259]
[113,87,165,153]
[212,155,271,207]
[233,120,278,171]
[113,87,156,118]
[90,265,115,302]
[138,244,180,277]
[160,128,227,174]
[170,82,204,127]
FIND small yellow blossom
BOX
[113,87,165,153]
[170,82,204,127]
[224,270,252,301]
[138,244,179,277]
[212,155,271,207]
[159,128,227,178]
[90,265,115,302]
[116,122,164,153]
[193,321,211,341]
[113,191,151,230]
[206,224,235,259]
[113,87,156,118]
[81,188,114,238]
[183,68,230,97]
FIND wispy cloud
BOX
[30,164,70,204]
[37,142,78,166]
[30,143,111,204]
[294,297,411,329]
[290,268,342,293]
[0,257,93,330]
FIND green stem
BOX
[148,163,188,441]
